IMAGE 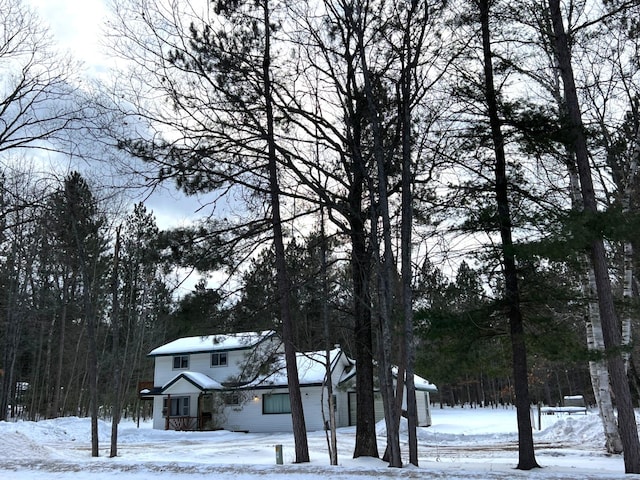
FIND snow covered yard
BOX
[0,406,637,479]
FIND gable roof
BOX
[162,371,225,393]
[148,330,277,357]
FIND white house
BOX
[143,330,437,433]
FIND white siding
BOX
[153,349,257,387]
[153,356,175,386]
[222,386,333,433]
[152,396,165,429]
[402,387,432,426]
[334,391,350,428]
[163,379,198,395]
[347,391,384,426]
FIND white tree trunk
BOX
[622,241,633,372]
[585,268,623,454]
[621,122,639,373]
[569,163,622,454]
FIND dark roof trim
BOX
[235,382,326,391]
[162,373,207,392]
[150,346,250,357]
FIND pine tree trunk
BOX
[355,4,401,465]
[262,0,309,463]
[29,321,46,420]
[43,313,55,419]
[549,0,640,471]
[347,109,378,459]
[350,216,379,459]
[400,0,419,466]
[52,283,68,418]
[1,250,22,422]
[480,0,539,469]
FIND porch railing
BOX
[166,416,198,431]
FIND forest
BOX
[1,0,640,473]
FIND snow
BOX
[148,331,276,356]
[1,406,638,479]
[164,372,225,390]
[246,349,348,387]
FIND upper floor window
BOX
[173,355,189,369]
[211,352,228,367]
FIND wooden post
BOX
[165,395,171,430]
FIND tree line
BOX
[2,0,640,473]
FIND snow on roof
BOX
[247,348,352,388]
[148,330,277,356]
[162,371,225,392]
[414,373,438,393]
[391,366,438,393]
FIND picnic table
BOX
[540,395,587,415]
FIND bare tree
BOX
[0,0,83,159]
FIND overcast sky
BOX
[26,0,109,70]
[22,0,211,231]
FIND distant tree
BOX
[168,280,227,337]
[53,172,109,457]
[0,0,86,420]
[0,169,43,421]
[116,203,173,419]
[109,225,122,458]
[231,236,345,350]
[415,261,512,407]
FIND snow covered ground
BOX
[1,406,638,479]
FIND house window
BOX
[163,396,190,416]
[263,393,291,414]
[223,392,240,405]
[173,355,189,369]
[211,352,228,367]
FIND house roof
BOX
[391,366,438,393]
[245,348,355,389]
[413,373,438,393]
[153,350,352,395]
[162,371,225,392]
[148,330,277,357]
